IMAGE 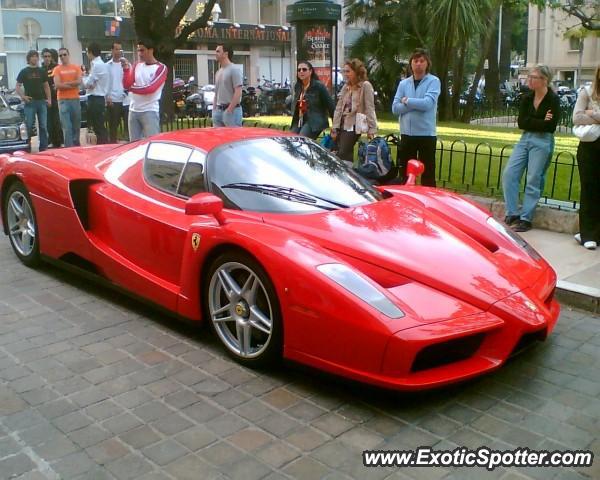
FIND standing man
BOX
[16,50,51,152]
[84,42,109,144]
[122,39,167,141]
[53,48,82,147]
[42,48,62,148]
[392,48,441,186]
[106,42,126,143]
[212,44,243,127]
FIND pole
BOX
[497,3,502,67]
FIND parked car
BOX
[0,94,29,153]
[0,128,559,390]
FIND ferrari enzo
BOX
[0,128,559,390]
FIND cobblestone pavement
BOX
[0,240,598,480]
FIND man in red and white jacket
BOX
[121,39,167,141]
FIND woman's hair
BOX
[532,64,552,85]
[592,65,600,102]
[296,61,319,83]
[344,58,367,84]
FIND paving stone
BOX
[151,412,194,436]
[164,454,222,480]
[311,412,355,437]
[164,389,200,409]
[52,411,93,434]
[182,401,224,423]
[68,423,112,449]
[132,401,173,423]
[337,426,384,451]
[255,441,301,468]
[106,453,154,479]
[312,441,356,469]
[34,434,80,460]
[114,388,154,409]
[257,412,302,438]
[119,425,161,449]
[212,388,252,409]
[52,451,96,478]
[85,400,125,421]
[175,425,219,452]
[197,441,244,467]
[20,387,59,406]
[285,426,329,452]
[205,413,248,437]
[145,379,181,397]
[235,399,276,422]
[283,456,331,480]
[141,438,188,465]
[102,413,143,435]
[85,438,130,464]
[0,453,36,478]
[285,400,328,422]
[221,455,273,480]
[0,435,21,457]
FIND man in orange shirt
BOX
[53,48,82,147]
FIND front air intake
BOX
[411,333,485,372]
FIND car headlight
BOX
[0,126,19,140]
[317,263,404,318]
[486,217,541,260]
[19,123,28,140]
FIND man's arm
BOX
[128,63,167,94]
[15,82,31,102]
[404,77,440,112]
[43,81,51,106]
[228,85,242,113]
[392,81,408,116]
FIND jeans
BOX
[502,131,554,222]
[128,110,160,141]
[291,122,322,140]
[87,96,108,144]
[58,99,81,147]
[24,100,48,151]
[212,106,242,127]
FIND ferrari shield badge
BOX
[191,233,201,251]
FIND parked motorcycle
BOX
[185,84,215,117]
[241,85,258,117]
[257,77,291,116]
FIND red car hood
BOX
[262,197,547,311]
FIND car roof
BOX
[147,127,294,152]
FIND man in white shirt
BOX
[122,39,167,141]
[105,42,126,143]
[83,42,109,144]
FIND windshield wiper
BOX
[221,183,348,210]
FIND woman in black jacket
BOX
[290,61,335,139]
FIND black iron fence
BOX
[156,115,580,210]
[466,103,575,133]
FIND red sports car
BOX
[0,128,559,390]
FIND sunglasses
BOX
[297,67,309,72]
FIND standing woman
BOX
[331,59,377,165]
[290,61,334,139]
[573,65,600,249]
[502,65,560,232]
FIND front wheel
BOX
[205,251,282,367]
[3,182,40,267]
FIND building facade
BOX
[527,5,599,87]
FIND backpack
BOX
[356,136,392,180]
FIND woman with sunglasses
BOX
[501,65,560,232]
[290,61,334,139]
[331,59,377,166]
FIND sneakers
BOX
[504,215,519,226]
[574,233,597,250]
[512,220,532,232]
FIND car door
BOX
[88,141,208,311]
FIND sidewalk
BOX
[521,228,600,312]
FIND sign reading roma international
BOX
[193,24,291,44]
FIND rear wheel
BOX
[205,251,282,367]
[4,182,40,267]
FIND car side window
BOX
[178,149,207,197]
[144,142,193,194]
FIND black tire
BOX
[3,182,40,267]
[204,250,282,367]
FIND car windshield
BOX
[207,136,382,213]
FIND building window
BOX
[260,0,279,25]
[81,0,130,16]
[1,0,60,10]
[568,36,581,51]
[218,0,232,21]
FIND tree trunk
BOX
[485,22,500,108]
[434,2,457,121]
[461,10,499,123]
[157,49,175,120]
[451,40,466,120]
[499,3,515,83]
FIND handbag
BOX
[573,124,600,142]
[355,112,369,134]
[573,86,600,142]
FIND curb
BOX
[556,281,600,314]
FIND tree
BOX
[126,0,217,117]
[557,0,600,31]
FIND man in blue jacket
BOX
[392,49,440,186]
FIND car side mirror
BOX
[405,159,425,186]
[185,193,225,224]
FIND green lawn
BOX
[242,114,580,204]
